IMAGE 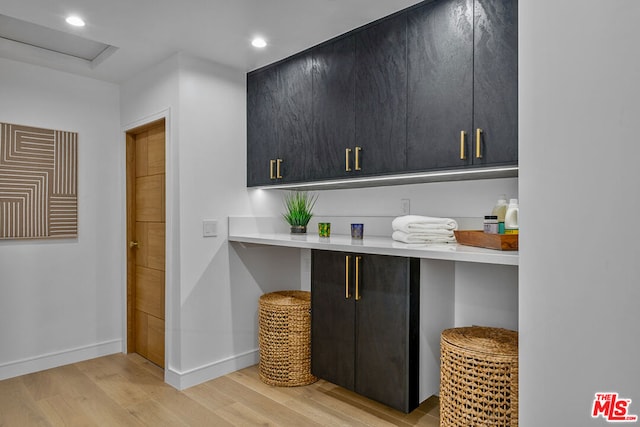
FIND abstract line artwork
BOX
[0,122,78,239]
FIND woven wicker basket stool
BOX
[440,326,518,427]
[258,290,317,387]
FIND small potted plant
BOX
[282,191,318,234]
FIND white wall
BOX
[520,1,640,425]
[0,58,122,379]
[310,177,518,219]
[176,55,301,379]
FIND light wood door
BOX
[126,119,165,368]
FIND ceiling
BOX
[0,0,423,83]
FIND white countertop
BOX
[228,232,518,266]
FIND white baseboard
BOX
[166,348,259,390]
[0,339,123,381]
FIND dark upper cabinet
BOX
[310,15,408,181]
[246,52,313,186]
[247,66,279,187]
[310,35,356,181]
[246,0,517,187]
[473,0,518,166]
[407,0,474,171]
[407,0,517,171]
[354,13,408,176]
[277,54,313,182]
[311,250,419,413]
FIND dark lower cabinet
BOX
[311,250,419,413]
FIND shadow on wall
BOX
[178,241,301,372]
[229,242,302,351]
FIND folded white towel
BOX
[392,215,458,233]
[392,230,457,244]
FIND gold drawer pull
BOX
[476,128,483,159]
[276,159,283,179]
[345,256,351,299]
[460,131,467,160]
[269,159,275,179]
[345,148,352,172]
[355,147,362,171]
[355,256,362,301]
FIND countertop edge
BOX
[228,233,519,266]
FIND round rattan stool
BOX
[440,326,518,427]
[258,290,317,387]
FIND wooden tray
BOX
[454,230,518,251]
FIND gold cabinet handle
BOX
[276,159,283,179]
[476,128,483,159]
[355,256,362,301]
[269,159,276,179]
[129,240,139,249]
[355,147,362,171]
[345,255,351,299]
[345,148,352,172]
[460,131,467,160]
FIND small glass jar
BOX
[483,215,499,234]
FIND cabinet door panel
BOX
[407,0,474,171]
[311,250,355,390]
[247,67,279,186]
[473,0,518,165]
[355,255,419,413]
[355,14,407,175]
[278,52,313,182]
[311,36,356,180]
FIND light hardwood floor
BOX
[0,353,440,426]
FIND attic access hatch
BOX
[0,13,117,67]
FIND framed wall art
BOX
[0,122,78,239]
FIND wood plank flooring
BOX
[0,353,440,426]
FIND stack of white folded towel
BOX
[391,215,458,244]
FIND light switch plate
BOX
[203,219,217,237]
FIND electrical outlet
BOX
[401,199,410,215]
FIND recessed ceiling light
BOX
[65,16,85,27]
[251,37,267,48]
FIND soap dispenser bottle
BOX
[504,199,519,234]
[491,194,508,234]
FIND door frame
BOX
[121,109,173,376]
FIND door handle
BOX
[276,159,283,179]
[355,256,362,301]
[355,147,362,171]
[129,241,139,249]
[475,128,483,159]
[460,131,467,160]
[345,255,351,299]
[269,159,276,179]
[345,148,352,172]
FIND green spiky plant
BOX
[282,191,318,229]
